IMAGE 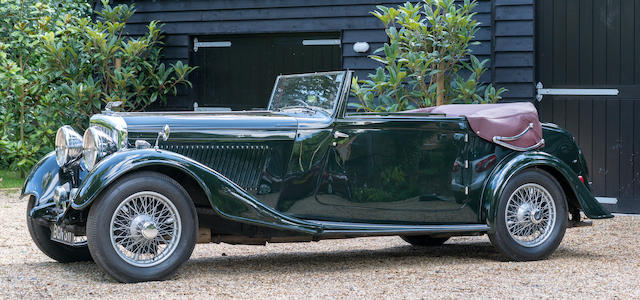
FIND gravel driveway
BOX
[1,190,638,299]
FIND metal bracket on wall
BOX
[193,38,232,52]
[302,39,341,46]
[536,82,619,102]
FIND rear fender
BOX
[482,151,613,228]
[71,149,320,234]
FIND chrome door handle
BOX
[332,131,349,147]
[333,131,349,139]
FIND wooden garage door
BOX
[536,0,640,213]
[190,33,342,111]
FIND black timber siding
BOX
[110,0,535,110]
[493,0,535,101]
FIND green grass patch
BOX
[0,169,25,189]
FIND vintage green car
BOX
[23,71,611,282]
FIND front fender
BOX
[482,151,613,228]
[71,149,320,234]
[21,152,60,206]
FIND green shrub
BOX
[42,1,196,118]
[0,0,88,174]
[351,0,507,112]
[0,0,196,176]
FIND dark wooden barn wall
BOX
[493,0,535,101]
[111,0,539,109]
[536,0,640,213]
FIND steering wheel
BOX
[285,99,330,117]
[293,99,310,108]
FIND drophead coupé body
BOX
[23,71,612,282]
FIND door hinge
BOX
[302,39,341,46]
[536,82,619,102]
[193,38,232,52]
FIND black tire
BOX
[401,235,449,246]
[488,169,568,261]
[86,171,197,283]
[26,196,92,263]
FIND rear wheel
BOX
[26,197,92,262]
[86,171,197,283]
[400,235,449,246]
[488,169,567,261]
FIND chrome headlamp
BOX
[89,114,128,149]
[82,114,128,170]
[55,126,83,167]
[83,127,117,170]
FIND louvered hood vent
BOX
[161,144,269,191]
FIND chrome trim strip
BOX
[595,197,618,205]
[115,110,272,115]
[612,213,639,217]
[128,126,298,131]
[308,220,489,236]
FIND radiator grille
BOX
[161,144,269,191]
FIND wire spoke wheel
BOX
[504,183,556,248]
[109,191,182,267]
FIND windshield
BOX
[267,71,345,117]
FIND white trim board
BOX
[595,197,618,204]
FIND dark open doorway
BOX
[190,32,342,111]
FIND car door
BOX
[314,115,477,224]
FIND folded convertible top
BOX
[405,102,544,151]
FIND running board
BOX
[308,220,490,237]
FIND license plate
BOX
[50,224,84,246]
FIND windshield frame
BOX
[267,71,348,118]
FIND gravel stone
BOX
[1,190,638,299]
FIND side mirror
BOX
[154,124,170,150]
[161,124,170,141]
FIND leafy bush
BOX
[351,0,507,112]
[0,0,89,172]
[42,1,196,118]
[0,0,196,175]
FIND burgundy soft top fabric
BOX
[405,102,543,150]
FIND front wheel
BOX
[488,169,568,261]
[86,171,197,282]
